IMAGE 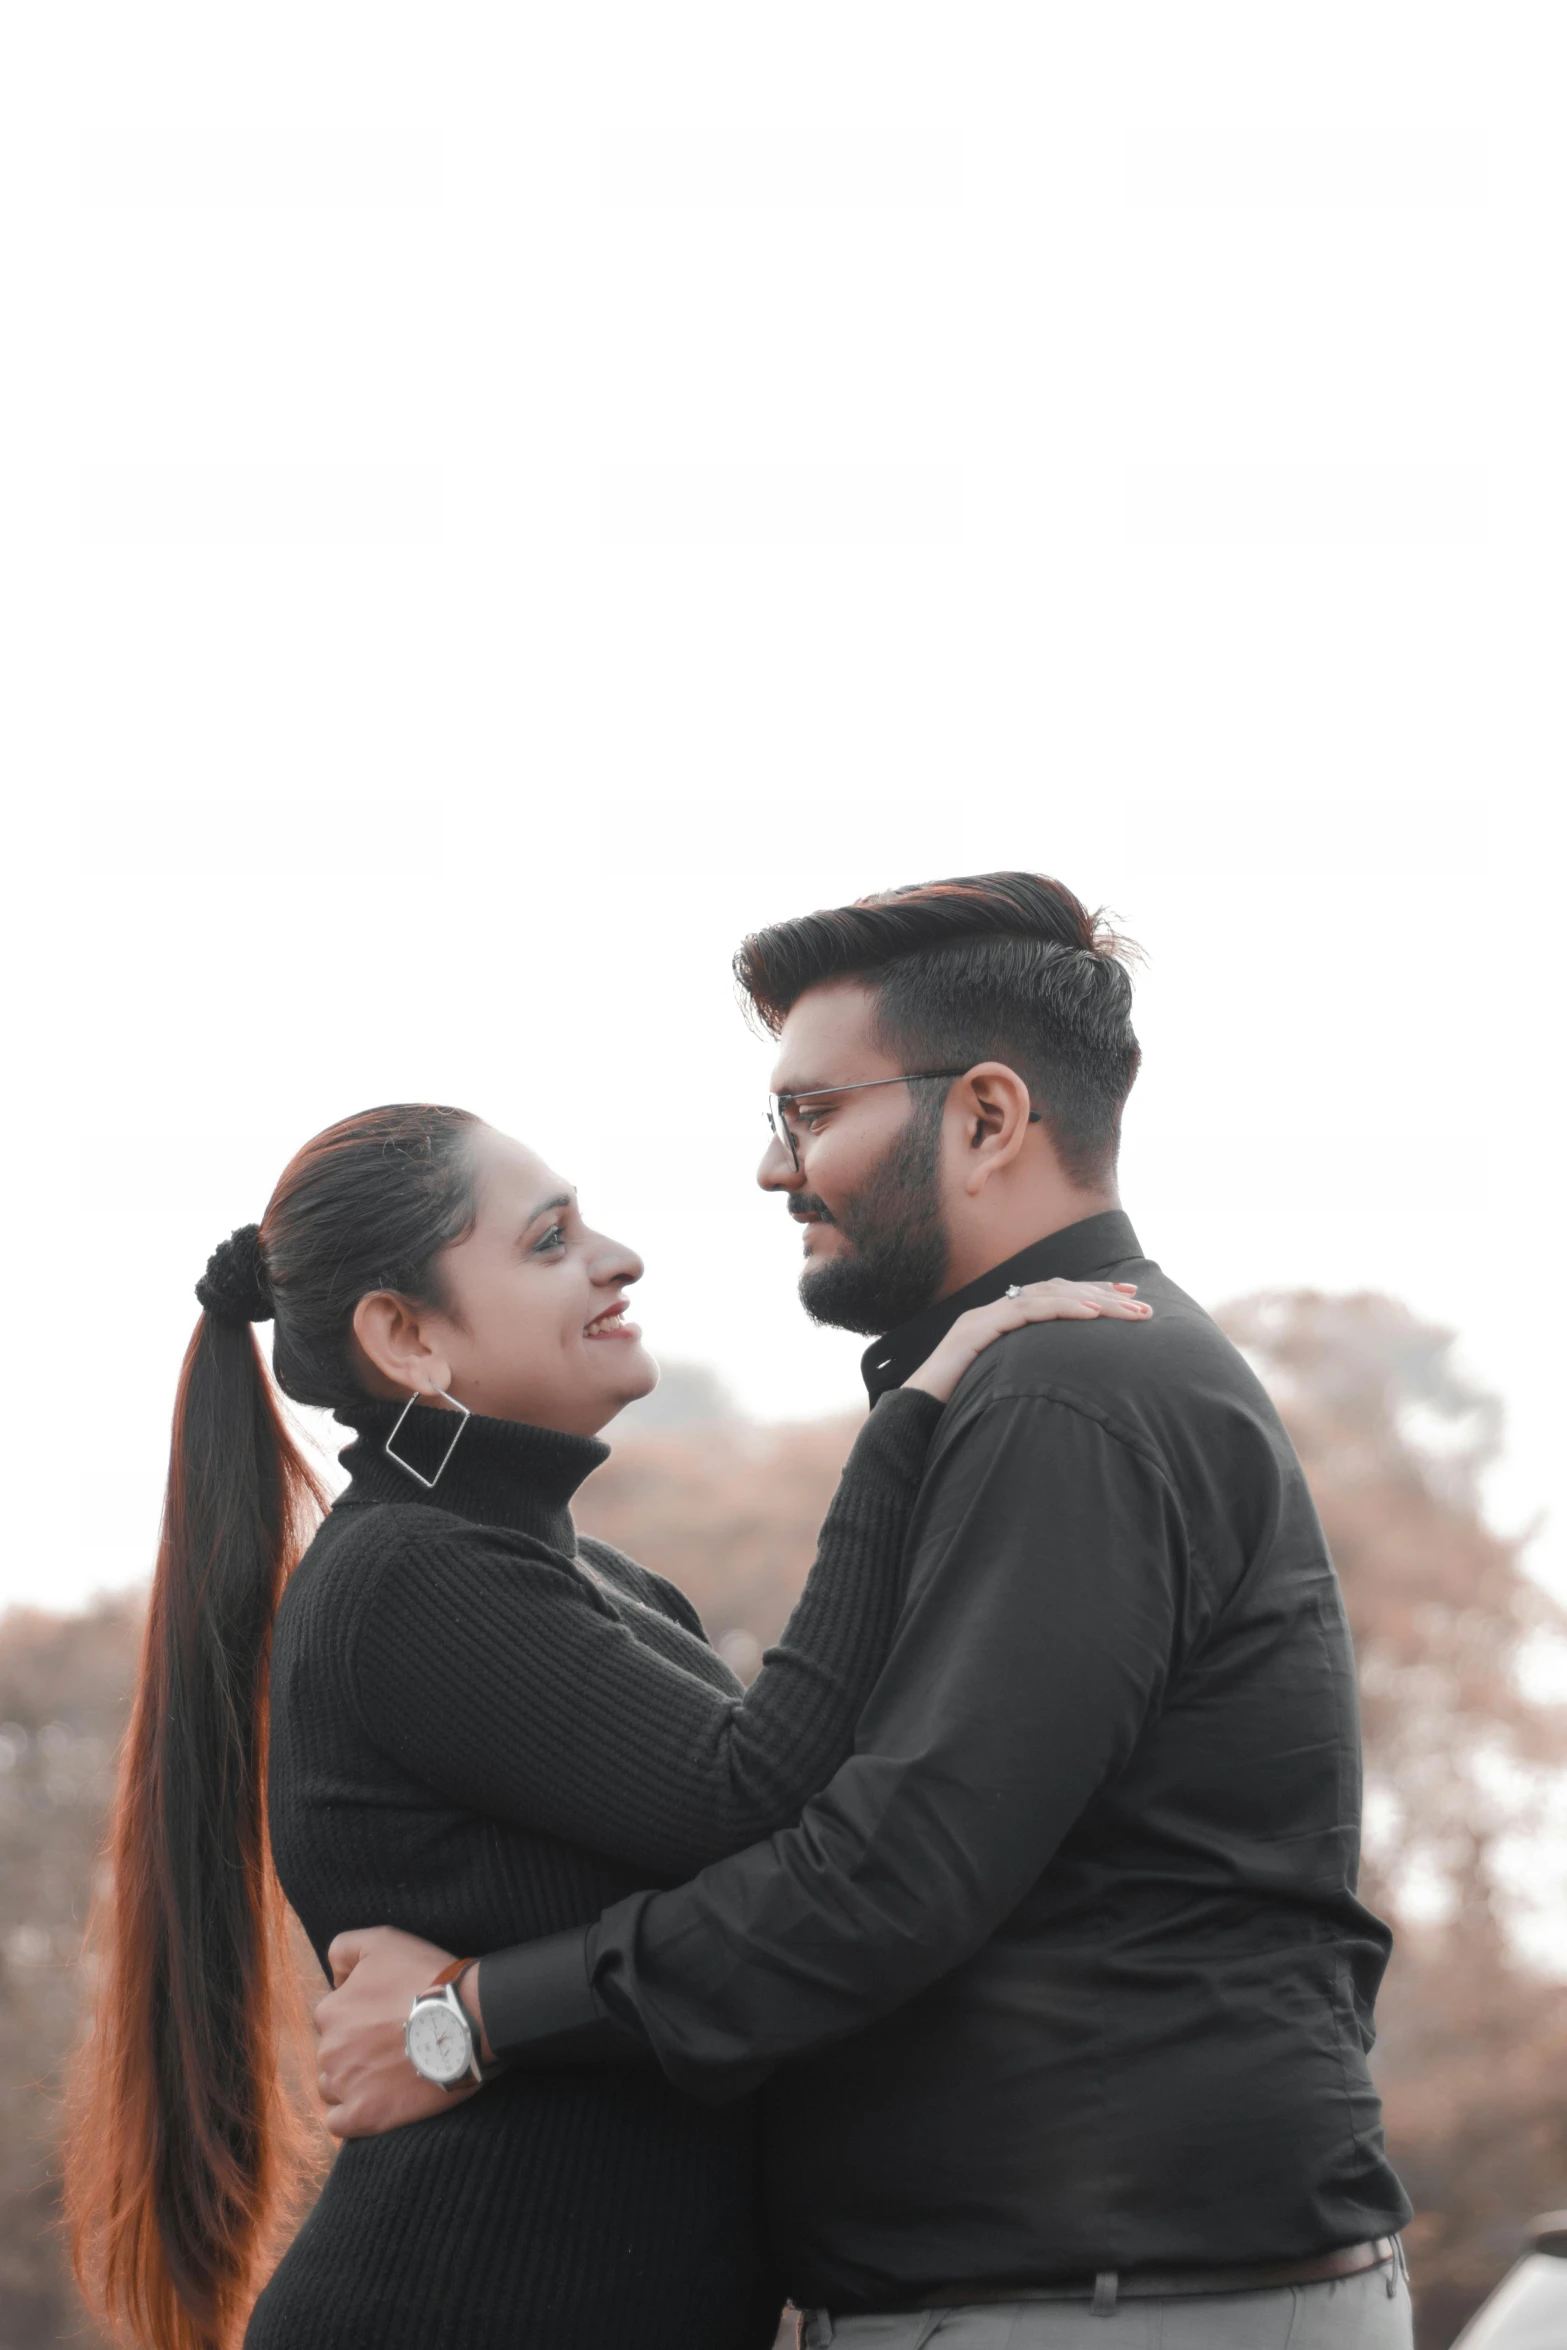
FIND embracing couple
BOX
[70,872,1413,2350]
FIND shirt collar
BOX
[859,1208,1145,1402]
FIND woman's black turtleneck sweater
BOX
[247,1384,941,2350]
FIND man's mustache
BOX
[790,1195,837,1226]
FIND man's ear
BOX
[351,1291,453,1399]
[954,1063,1036,1192]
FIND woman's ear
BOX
[351,1291,454,1400]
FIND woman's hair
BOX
[65,1104,483,2348]
[736,871,1142,1187]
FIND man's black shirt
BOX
[481,1211,1410,2310]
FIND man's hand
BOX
[315,1925,479,2139]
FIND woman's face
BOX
[357,1125,659,1437]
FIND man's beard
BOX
[796,1096,949,1337]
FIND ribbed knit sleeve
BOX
[345,1387,941,1880]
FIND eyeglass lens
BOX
[767,1101,801,1168]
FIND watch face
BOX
[407,1999,470,2085]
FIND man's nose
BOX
[757,1134,804,1193]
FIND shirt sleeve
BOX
[346,1386,941,1883]
[478,1389,1185,2089]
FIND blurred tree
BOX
[0,1601,132,2348]
[577,1413,860,1682]
[3,1302,1563,2348]
[1218,1291,1567,2349]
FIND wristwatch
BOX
[405,1958,486,2091]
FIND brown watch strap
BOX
[424,1957,490,2080]
[428,1957,476,1991]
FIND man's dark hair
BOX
[736,872,1141,1187]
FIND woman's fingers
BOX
[1006,1280,1152,1322]
[1020,1297,1149,1319]
[902,1278,1150,1399]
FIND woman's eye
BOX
[533,1223,567,1254]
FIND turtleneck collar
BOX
[334,1397,609,1555]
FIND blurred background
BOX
[3,1,1563,2343]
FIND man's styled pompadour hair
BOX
[736,872,1142,1187]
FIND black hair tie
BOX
[196,1223,274,1326]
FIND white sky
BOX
[3,4,1562,1618]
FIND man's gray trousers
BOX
[798,2254,1414,2349]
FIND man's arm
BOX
[480,1387,1186,2097]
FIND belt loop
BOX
[1389,2235,1407,2299]
[1092,2271,1119,2317]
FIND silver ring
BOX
[1004,1284,1024,1299]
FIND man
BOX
[318,871,1413,2346]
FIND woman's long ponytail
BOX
[65,1300,328,2347]
[64,1108,481,2348]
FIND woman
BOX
[66,1101,1150,2350]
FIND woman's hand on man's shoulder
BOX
[903,1279,1152,1405]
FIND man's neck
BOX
[937,1188,1120,1300]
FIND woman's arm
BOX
[347,1277,1149,1881]
[348,1386,940,1881]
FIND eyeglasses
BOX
[767,1072,1047,1170]
[766,1070,976,1173]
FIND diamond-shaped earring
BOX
[384,1389,472,1489]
